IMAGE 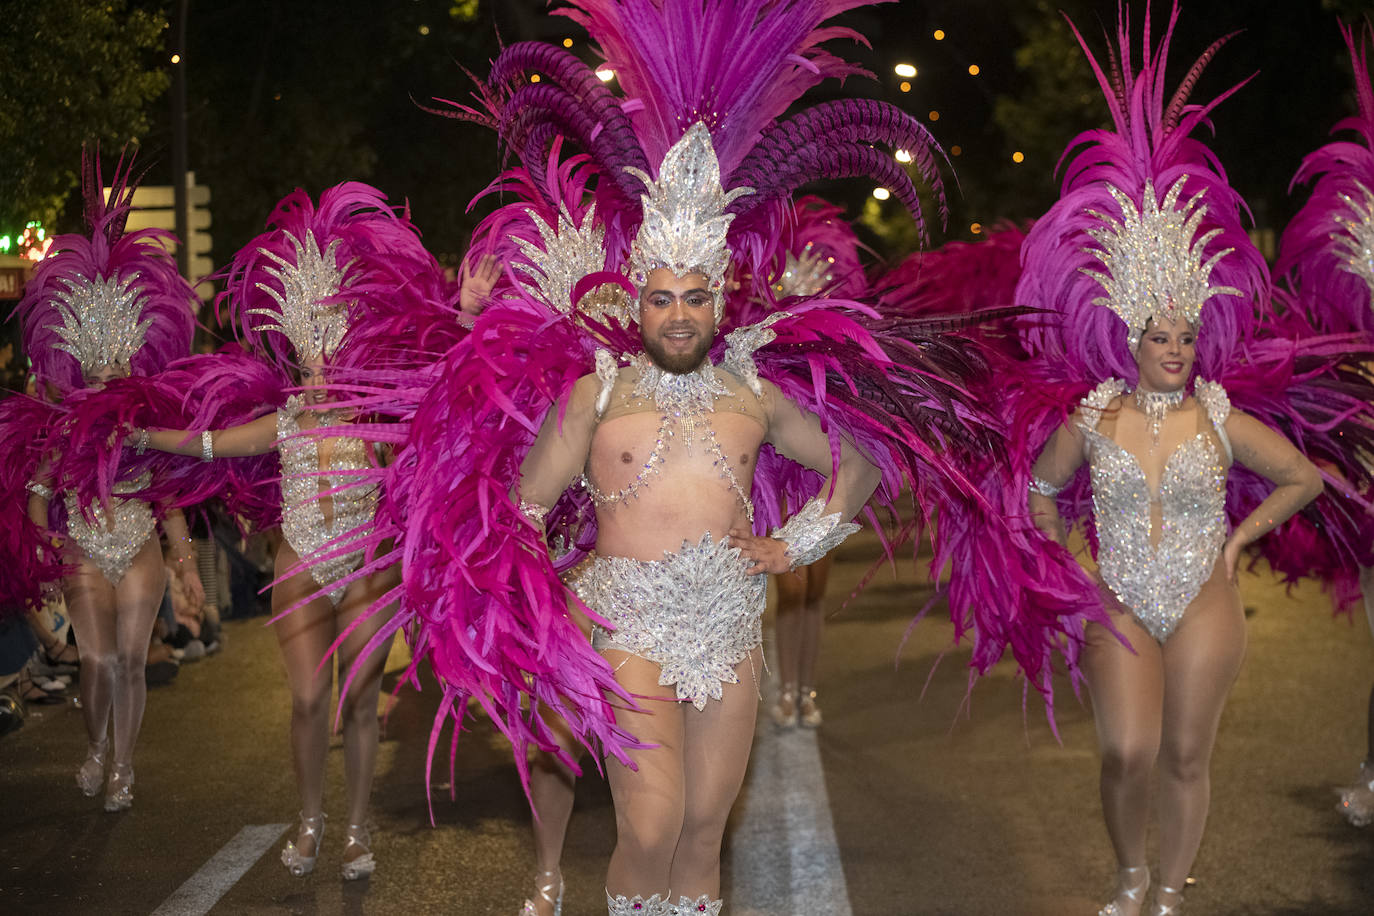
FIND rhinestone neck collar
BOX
[1132,386,1187,448]
[631,353,729,417]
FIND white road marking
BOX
[150,823,288,916]
[728,694,854,916]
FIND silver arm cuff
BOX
[1029,476,1063,498]
[200,430,214,462]
[26,481,54,501]
[769,497,860,569]
[519,498,551,527]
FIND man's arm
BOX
[515,374,601,525]
[731,383,880,574]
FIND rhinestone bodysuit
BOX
[577,354,771,705]
[1079,378,1231,641]
[278,397,377,605]
[64,471,157,583]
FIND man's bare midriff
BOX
[588,409,766,561]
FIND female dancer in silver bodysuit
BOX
[14,156,203,812]
[133,184,491,879]
[1018,8,1323,913]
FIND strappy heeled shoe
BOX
[1337,759,1374,827]
[104,763,134,812]
[1149,884,1184,915]
[76,739,107,797]
[1099,865,1149,916]
[771,684,799,728]
[798,686,823,728]
[519,868,563,916]
[339,823,376,881]
[281,812,325,877]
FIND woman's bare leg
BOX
[108,539,167,771]
[1156,584,1247,893]
[63,558,119,786]
[271,544,339,859]
[671,648,764,904]
[1082,613,1164,915]
[604,652,685,904]
[332,566,399,867]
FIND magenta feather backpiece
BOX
[18,150,196,395]
[1015,1,1266,385]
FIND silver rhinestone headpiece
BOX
[1081,176,1240,351]
[513,201,634,325]
[248,229,353,362]
[625,122,753,322]
[1332,179,1374,305]
[51,271,154,374]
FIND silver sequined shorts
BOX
[575,534,766,710]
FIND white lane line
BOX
[150,823,288,916]
[728,698,854,916]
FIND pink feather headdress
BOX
[1015,1,1268,385]
[17,150,196,396]
[436,0,946,293]
[1274,21,1374,337]
[218,181,441,381]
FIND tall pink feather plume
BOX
[17,150,196,395]
[1274,21,1374,337]
[0,396,69,611]
[554,0,875,173]
[1015,1,1267,385]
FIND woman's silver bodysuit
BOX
[64,471,157,583]
[1078,378,1232,641]
[278,397,377,605]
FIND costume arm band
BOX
[519,498,550,527]
[769,497,861,569]
[26,481,54,500]
[1029,476,1063,498]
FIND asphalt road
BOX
[1,528,1371,915]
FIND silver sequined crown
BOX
[625,122,753,322]
[1081,176,1240,351]
[51,271,154,374]
[248,229,354,362]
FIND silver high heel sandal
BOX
[339,823,377,880]
[1149,884,1184,915]
[671,894,723,915]
[520,868,563,916]
[281,812,325,877]
[1337,759,1374,826]
[76,739,107,797]
[771,684,798,728]
[1099,865,1150,916]
[798,685,823,728]
[104,763,134,812]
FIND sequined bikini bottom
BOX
[576,534,767,710]
[64,495,158,585]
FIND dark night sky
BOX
[137,1,1374,266]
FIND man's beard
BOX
[641,329,712,374]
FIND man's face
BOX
[638,268,716,374]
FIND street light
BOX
[873,188,891,201]
[895,63,917,78]
[895,149,913,163]
[596,68,615,82]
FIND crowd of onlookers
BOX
[0,506,273,738]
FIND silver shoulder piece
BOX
[1193,378,1231,427]
[770,496,860,569]
[1078,378,1127,432]
[594,348,620,417]
[722,312,788,397]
